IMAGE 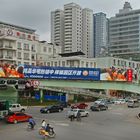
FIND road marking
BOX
[111,112,123,115]
[54,123,69,126]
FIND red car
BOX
[71,103,88,109]
[5,112,32,124]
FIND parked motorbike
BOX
[39,128,56,140]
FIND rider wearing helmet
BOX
[28,118,36,129]
[45,123,54,134]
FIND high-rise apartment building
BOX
[109,2,140,61]
[51,9,64,51]
[93,12,108,57]
[64,3,83,54]
[51,3,93,57]
[82,8,93,58]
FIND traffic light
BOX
[7,80,17,84]
[0,80,6,84]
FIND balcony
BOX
[24,58,30,60]
[0,56,16,61]
[23,48,30,51]
[17,48,22,50]
[0,45,16,50]
[31,49,36,52]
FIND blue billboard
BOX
[23,66,100,80]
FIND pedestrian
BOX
[69,111,74,121]
[77,110,81,121]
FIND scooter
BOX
[39,128,56,140]
[27,123,35,131]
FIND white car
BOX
[114,99,126,104]
[9,104,27,112]
[67,109,89,118]
[94,99,107,104]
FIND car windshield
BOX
[128,101,134,103]
[46,106,53,109]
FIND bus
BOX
[0,100,9,119]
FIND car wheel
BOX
[14,120,18,124]
[47,110,50,113]
[58,109,61,112]
[21,109,25,113]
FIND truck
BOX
[9,104,27,112]
[0,100,9,119]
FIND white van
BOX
[127,99,139,108]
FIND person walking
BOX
[77,110,81,121]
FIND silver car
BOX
[67,109,89,118]
[127,99,139,108]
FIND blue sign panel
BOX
[23,66,100,80]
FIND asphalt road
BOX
[0,104,140,140]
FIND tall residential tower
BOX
[51,9,64,51]
[93,12,108,57]
[51,3,93,58]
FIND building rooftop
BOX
[59,51,85,57]
[0,21,36,33]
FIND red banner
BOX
[127,69,133,82]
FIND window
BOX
[24,44,29,50]
[62,61,65,67]
[47,62,50,66]
[31,55,35,60]
[49,48,52,53]
[24,53,29,60]
[113,59,116,65]
[17,42,22,49]
[86,62,88,67]
[43,47,47,52]
[31,45,35,51]
[54,62,57,66]
[18,52,21,58]
[22,34,25,39]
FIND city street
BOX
[0,104,140,140]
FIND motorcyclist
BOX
[28,118,36,129]
[45,123,54,134]
[41,120,47,129]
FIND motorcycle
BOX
[39,128,56,140]
[27,123,35,131]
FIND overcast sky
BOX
[0,0,139,41]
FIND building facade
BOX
[82,8,93,58]
[51,3,93,58]
[0,21,62,66]
[64,3,83,53]
[0,21,39,65]
[93,12,108,57]
[51,9,64,51]
[109,2,140,61]
[45,56,140,70]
